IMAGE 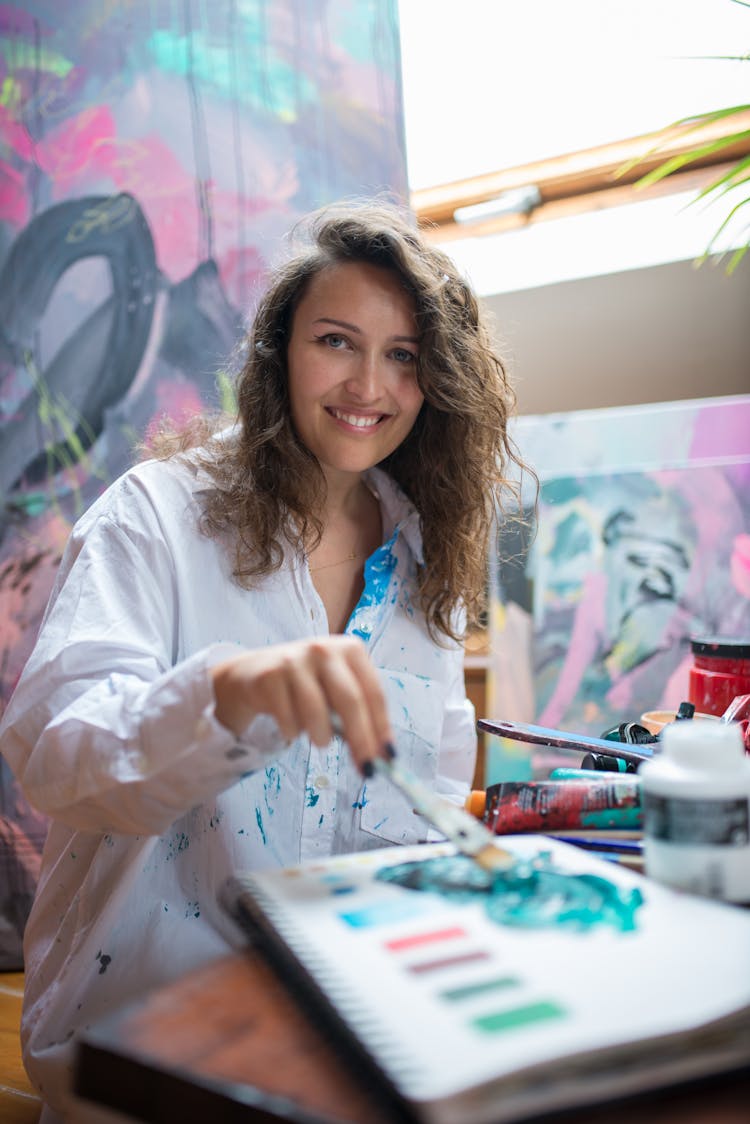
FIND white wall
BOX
[482,255,750,416]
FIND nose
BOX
[344,351,383,401]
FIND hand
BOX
[211,635,394,774]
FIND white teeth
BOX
[331,409,382,428]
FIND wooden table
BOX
[74,950,750,1124]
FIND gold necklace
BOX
[309,549,363,574]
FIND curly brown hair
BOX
[149,199,529,642]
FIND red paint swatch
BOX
[384,926,467,952]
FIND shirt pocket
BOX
[359,669,444,846]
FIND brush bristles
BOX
[474,843,516,873]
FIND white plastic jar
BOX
[640,719,750,904]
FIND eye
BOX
[318,333,350,350]
[390,347,416,364]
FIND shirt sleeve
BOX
[0,497,286,836]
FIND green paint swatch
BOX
[472,1000,566,1035]
[440,976,521,1002]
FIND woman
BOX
[0,200,523,1121]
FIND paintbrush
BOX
[329,714,515,873]
[371,756,516,874]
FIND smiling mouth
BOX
[327,407,387,429]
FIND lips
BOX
[327,407,387,429]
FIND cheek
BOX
[395,369,424,413]
[404,387,425,423]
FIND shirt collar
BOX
[364,467,424,565]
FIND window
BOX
[398,0,750,287]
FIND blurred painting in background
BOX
[488,395,750,782]
[0,0,407,965]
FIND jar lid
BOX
[661,718,746,768]
[690,636,750,659]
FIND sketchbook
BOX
[222,837,750,1124]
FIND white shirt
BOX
[0,451,475,1116]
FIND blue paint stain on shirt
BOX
[305,785,320,807]
[164,832,190,862]
[95,951,112,975]
[264,765,281,815]
[352,783,369,810]
[348,529,398,641]
[265,764,281,793]
[255,807,267,845]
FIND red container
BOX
[688,637,750,717]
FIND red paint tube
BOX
[483,779,642,834]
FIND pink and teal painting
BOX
[0,0,406,965]
[489,396,750,780]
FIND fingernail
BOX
[384,741,397,759]
[362,760,374,778]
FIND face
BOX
[286,261,424,485]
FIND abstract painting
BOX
[487,395,750,781]
[0,0,407,965]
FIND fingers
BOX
[211,636,394,774]
[317,638,393,772]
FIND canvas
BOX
[0,0,407,966]
[488,395,750,782]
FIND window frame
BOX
[411,110,750,243]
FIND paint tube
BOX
[481,778,642,834]
[579,753,640,773]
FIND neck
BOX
[319,469,370,524]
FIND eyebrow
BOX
[313,317,419,344]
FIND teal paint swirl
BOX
[377,853,643,933]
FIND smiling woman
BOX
[286,261,424,488]
[0,198,530,1123]
[285,260,425,632]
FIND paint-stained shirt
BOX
[0,450,476,1117]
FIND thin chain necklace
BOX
[309,549,363,574]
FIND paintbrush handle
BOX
[372,758,514,870]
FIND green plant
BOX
[621,0,750,274]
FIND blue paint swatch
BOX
[339,897,430,928]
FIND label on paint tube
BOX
[643,793,749,846]
[485,779,642,833]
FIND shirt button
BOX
[314,775,330,789]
